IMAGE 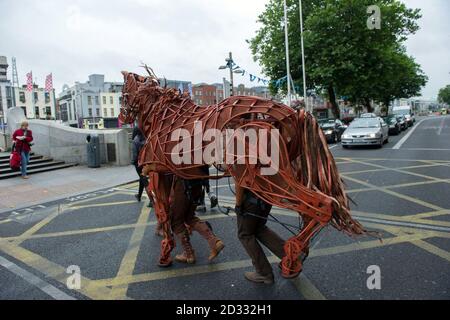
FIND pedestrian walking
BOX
[235,186,286,284]
[12,121,33,179]
[132,127,149,203]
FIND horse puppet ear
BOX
[121,71,129,79]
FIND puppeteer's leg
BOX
[149,172,175,267]
[170,177,196,264]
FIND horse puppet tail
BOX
[296,110,378,238]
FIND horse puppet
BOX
[119,68,372,279]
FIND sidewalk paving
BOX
[0,164,137,214]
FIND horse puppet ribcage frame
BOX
[119,69,371,278]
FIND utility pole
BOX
[219,52,242,98]
[283,0,292,107]
[11,57,19,109]
[298,0,308,112]
[228,52,234,97]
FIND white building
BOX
[58,74,123,128]
[13,85,56,120]
[100,92,121,119]
[0,56,13,121]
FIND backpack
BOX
[9,143,22,171]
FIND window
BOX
[88,108,92,117]
[104,108,108,117]
[34,92,38,101]
[103,96,106,104]
[110,96,113,104]
[19,92,26,103]
[35,106,39,118]
[21,107,26,116]
[88,96,92,105]
[96,108,100,117]
[45,92,50,103]
[110,108,114,117]
[60,103,68,122]
[46,106,51,117]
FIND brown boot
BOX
[192,221,224,261]
[175,231,196,264]
[244,272,274,284]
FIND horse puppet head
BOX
[119,66,161,125]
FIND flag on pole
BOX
[45,73,53,92]
[26,71,33,91]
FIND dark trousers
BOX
[134,164,148,198]
[237,211,285,276]
[170,178,202,234]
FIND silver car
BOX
[341,117,389,148]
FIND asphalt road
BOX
[0,115,449,300]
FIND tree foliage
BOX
[438,85,450,105]
[250,0,427,118]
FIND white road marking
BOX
[328,144,339,150]
[392,118,426,150]
[0,255,76,300]
[400,148,450,151]
[353,216,450,233]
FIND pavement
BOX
[0,115,449,300]
[0,164,137,214]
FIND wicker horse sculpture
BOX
[119,69,369,278]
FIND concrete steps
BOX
[0,152,77,180]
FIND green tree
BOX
[438,85,450,105]
[250,0,425,118]
[373,47,428,111]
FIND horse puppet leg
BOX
[281,217,324,279]
[148,172,174,267]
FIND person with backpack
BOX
[12,121,33,179]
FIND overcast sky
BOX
[0,0,448,100]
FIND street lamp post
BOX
[219,52,242,98]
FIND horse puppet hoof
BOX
[158,258,173,268]
[279,259,303,279]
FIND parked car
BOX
[341,117,389,148]
[396,115,408,131]
[318,119,347,143]
[403,114,415,127]
[383,115,401,135]
[393,107,415,127]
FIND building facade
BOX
[58,74,123,128]
[192,84,218,106]
[192,81,273,107]
[159,79,192,93]
[13,85,56,120]
[0,56,13,120]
